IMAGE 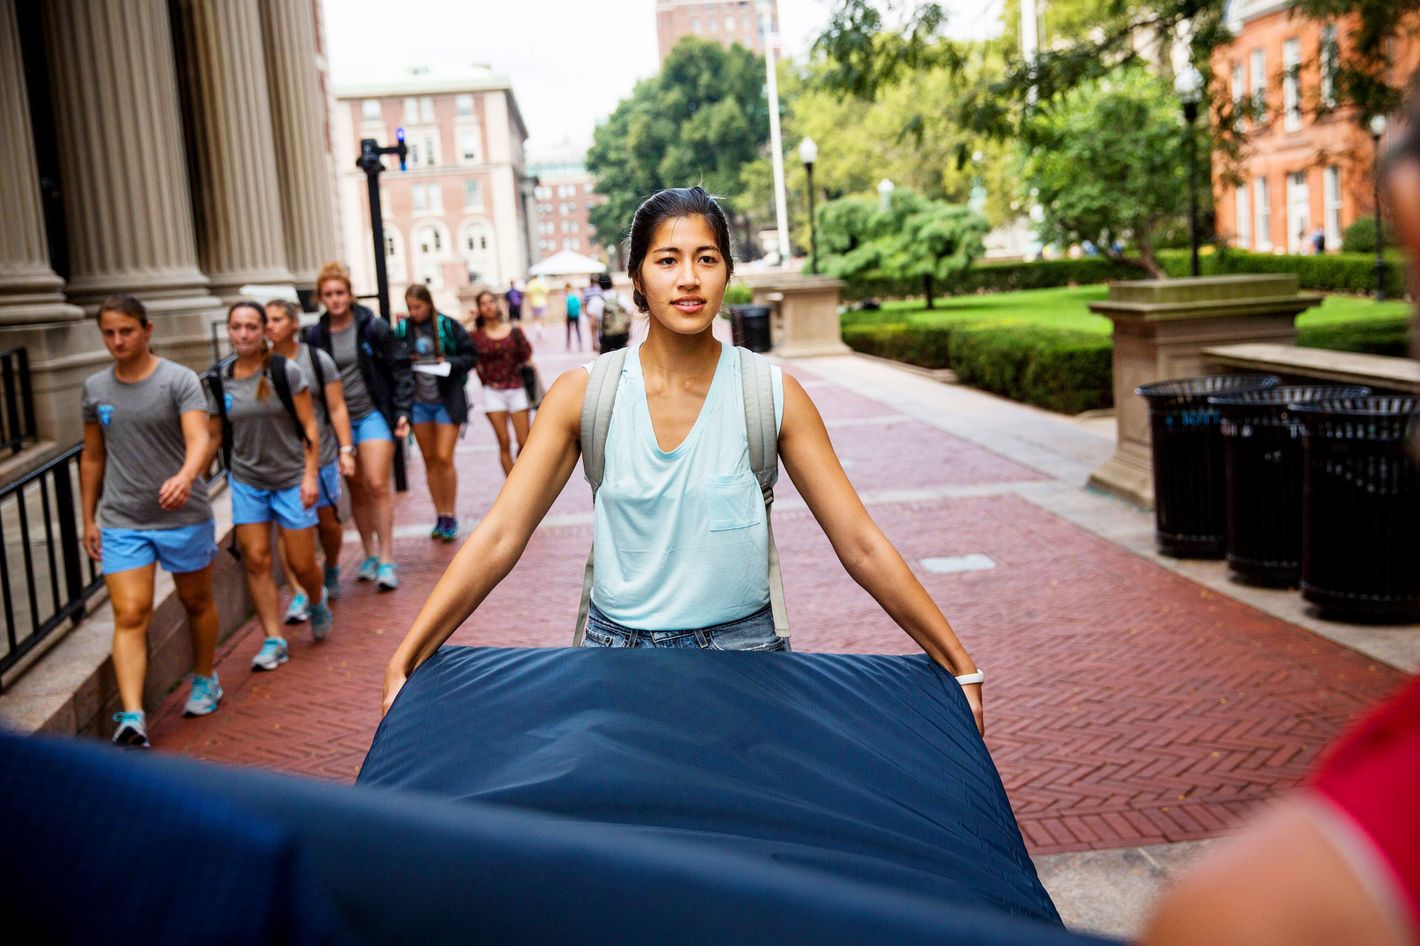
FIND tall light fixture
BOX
[760,0,791,267]
[1370,113,1389,300]
[1174,64,1204,278]
[799,136,818,273]
[878,177,895,211]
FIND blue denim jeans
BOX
[583,602,790,652]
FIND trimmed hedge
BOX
[1296,316,1413,357]
[1340,216,1398,253]
[837,257,1147,302]
[1156,248,1407,297]
[843,319,1113,414]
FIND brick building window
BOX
[1320,25,1338,109]
[1234,186,1251,249]
[361,99,381,121]
[1324,166,1342,250]
[1254,177,1271,251]
[1282,39,1301,131]
[456,94,474,116]
[1249,49,1266,120]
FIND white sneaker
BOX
[182,672,223,716]
[283,592,310,625]
[251,636,289,671]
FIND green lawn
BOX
[840,284,1411,333]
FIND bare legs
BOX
[412,422,460,516]
[237,522,323,639]
[348,437,396,564]
[484,409,531,476]
[108,560,217,713]
[566,318,582,350]
[277,504,343,582]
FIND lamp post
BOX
[1370,113,1388,301]
[1174,64,1204,278]
[877,177,895,211]
[357,129,409,321]
[799,136,818,274]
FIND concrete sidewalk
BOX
[82,332,1420,937]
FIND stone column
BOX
[41,0,219,311]
[259,0,338,295]
[0,0,81,326]
[176,0,294,302]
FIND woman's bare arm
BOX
[383,367,589,713]
[777,372,984,732]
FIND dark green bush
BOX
[837,257,1148,301]
[1296,316,1413,357]
[1340,216,1398,254]
[722,281,753,305]
[841,322,955,367]
[1156,247,1406,296]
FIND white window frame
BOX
[361,99,382,122]
[458,130,482,164]
[1235,186,1251,249]
[1283,39,1301,132]
[403,97,419,123]
[1324,166,1342,251]
[455,94,474,117]
[1286,170,1310,253]
[1320,25,1338,110]
[1249,49,1266,121]
[1254,177,1272,251]
[464,179,484,210]
[420,96,435,123]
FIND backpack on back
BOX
[574,346,786,645]
[599,293,630,338]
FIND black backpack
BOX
[208,353,308,474]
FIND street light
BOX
[799,136,818,274]
[1174,64,1204,278]
[1370,113,1389,301]
[877,177,895,211]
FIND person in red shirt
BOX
[471,290,533,477]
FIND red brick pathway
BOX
[149,336,1407,854]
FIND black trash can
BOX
[1292,397,1420,621]
[1137,374,1279,558]
[730,305,772,353]
[1209,385,1371,586]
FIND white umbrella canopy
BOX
[528,249,607,277]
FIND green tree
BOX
[586,38,769,252]
[1023,67,1196,276]
[817,188,988,307]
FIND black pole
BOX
[805,161,817,275]
[1183,100,1200,277]
[1374,133,1386,301]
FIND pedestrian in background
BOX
[505,279,523,323]
[564,281,583,351]
[596,273,632,354]
[265,300,355,623]
[397,284,477,541]
[304,262,413,592]
[471,289,533,476]
[81,294,221,748]
[208,302,331,672]
[526,275,549,339]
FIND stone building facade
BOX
[3,0,340,449]
[333,68,538,318]
[656,0,777,63]
[1211,0,1417,254]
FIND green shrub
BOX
[838,257,1148,302]
[1340,216,1398,254]
[722,281,753,305]
[1296,315,1413,357]
[950,323,1113,414]
[1156,247,1407,297]
[841,322,956,367]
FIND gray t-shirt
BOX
[81,358,213,529]
[407,319,442,404]
[329,324,375,420]
[209,358,310,491]
[294,344,339,467]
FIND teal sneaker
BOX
[283,591,310,625]
[182,672,223,717]
[323,564,342,600]
[251,636,289,671]
[310,591,334,641]
[440,517,459,542]
[356,555,380,582]
[431,517,446,539]
[376,561,398,591]
[111,710,149,748]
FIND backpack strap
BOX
[267,354,310,448]
[207,355,239,559]
[737,347,788,638]
[573,348,630,645]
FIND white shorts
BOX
[482,384,529,414]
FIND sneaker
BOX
[182,673,223,717]
[323,565,341,600]
[431,516,447,539]
[251,636,289,671]
[283,591,310,625]
[440,517,459,542]
[310,591,333,642]
[376,561,398,591]
[356,555,380,582]
[111,711,149,748]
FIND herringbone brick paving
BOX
[149,338,1407,855]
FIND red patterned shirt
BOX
[472,327,532,390]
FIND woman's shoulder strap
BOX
[736,348,778,495]
[579,348,630,498]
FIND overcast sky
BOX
[323,0,1005,156]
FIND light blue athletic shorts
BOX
[101,520,218,576]
[352,410,393,444]
[411,401,452,425]
[316,460,342,509]
[230,477,318,531]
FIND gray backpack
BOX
[574,347,789,644]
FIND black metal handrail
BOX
[0,346,38,455]
[0,442,104,690]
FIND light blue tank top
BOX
[589,340,784,630]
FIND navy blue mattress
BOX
[358,647,1095,942]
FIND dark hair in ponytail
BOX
[624,186,734,313]
[404,283,441,357]
[226,300,272,401]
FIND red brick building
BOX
[529,144,607,265]
[1211,0,1417,254]
[656,0,777,63]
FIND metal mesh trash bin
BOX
[1292,397,1420,621]
[730,305,772,353]
[1209,386,1371,586]
[1137,374,1279,557]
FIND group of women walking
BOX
[84,261,538,747]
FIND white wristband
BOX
[954,669,984,686]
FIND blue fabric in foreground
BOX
[360,647,1075,937]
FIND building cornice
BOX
[1224,0,1294,33]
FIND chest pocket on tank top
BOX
[704,471,764,532]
